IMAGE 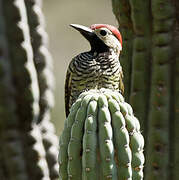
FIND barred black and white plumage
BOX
[65,24,124,117]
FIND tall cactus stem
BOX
[128,0,152,132]
[1,0,37,179]
[145,0,175,179]
[0,0,58,179]
[111,0,133,102]
[1,0,54,179]
[112,0,178,179]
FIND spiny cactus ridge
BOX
[0,0,58,179]
[24,0,58,179]
[59,89,144,180]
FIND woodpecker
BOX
[65,24,124,117]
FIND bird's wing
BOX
[65,68,72,117]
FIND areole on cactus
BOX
[59,88,144,180]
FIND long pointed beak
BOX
[70,24,94,41]
[70,24,93,33]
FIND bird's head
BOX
[70,24,122,54]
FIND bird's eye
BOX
[100,29,107,36]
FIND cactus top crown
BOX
[59,88,145,180]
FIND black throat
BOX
[80,32,109,53]
[90,35,109,53]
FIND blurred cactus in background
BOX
[0,0,59,179]
[59,89,144,180]
[112,0,179,179]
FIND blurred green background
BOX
[43,0,117,135]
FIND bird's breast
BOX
[71,52,121,91]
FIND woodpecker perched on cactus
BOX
[65,24,124,117]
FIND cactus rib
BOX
[173,18,179,179]
[59,98,82,180]
[2,0,40,129]
[39,119,59,179]
[24,0,54,124]
[98,95,117,179]
[128,0,152,133]
[109,98,132,179]
[82,99,98,180]
[24,0,58,179]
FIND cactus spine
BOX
[59,89,144,180]
[112,0,178,179]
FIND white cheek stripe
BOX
[113,37,122,51]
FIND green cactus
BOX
[24,0,58,179]
[59,89,144,180]
[0,0,59,179]
[112,0,178,179]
